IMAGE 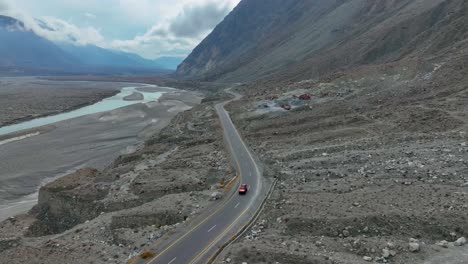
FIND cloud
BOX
[112,0,236,58]
[118,0,161,24]
[169,1,231,38]
[1,0,240,59]
[0,0,9,13]
[111,27,198,58]
[7,13,105,46]
[0,0,105,47]
[35,16,105,45]
[83,12,96,19]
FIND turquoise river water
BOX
[0,86,162,137]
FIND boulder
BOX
[454,237,466,246]
[342,230,350,237]
[382,248,391,258]
[436,240,449,248]
[409,242,420,252]
[211,191,223,200]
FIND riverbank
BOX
[0,77,126,128]
[0,84,168,137]
[0,83,202,222]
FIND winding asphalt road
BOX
[146,90,264,264]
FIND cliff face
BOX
[27,168,107,236]
[176,0,468,81]
[176,0,312,79]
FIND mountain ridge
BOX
[176,0,468,82]
[0,15,79,70]
[0,15,181,74]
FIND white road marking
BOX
[235,202,240,208]
[168,257,177,264]
[207,225,217,233]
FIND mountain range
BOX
[177,0,468,81]
[0,15,182,75]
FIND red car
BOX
[239,184,248,195]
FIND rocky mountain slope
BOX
[177,0,468,82]
[177,0,468,263]
[59,44,182,71]
[217,57,468,263]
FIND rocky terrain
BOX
[215,53,468,263]
[174,1,468,262]
[0,78,121,127]
[0,87,236,263]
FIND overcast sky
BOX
[0,0,240,59]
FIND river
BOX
[0,83,177,221]
[0,85,163,137]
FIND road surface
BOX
[146,90,264,264]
